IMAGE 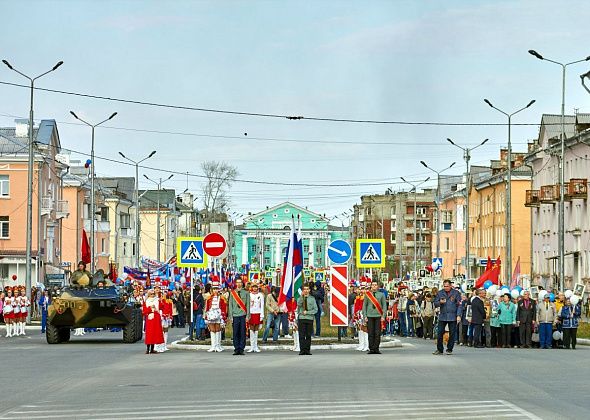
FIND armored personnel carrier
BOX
[46,285,143,344]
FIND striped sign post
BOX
[329,265,349,327]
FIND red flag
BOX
[81,229,91,264]
[475,256,499,289]
[510,256,521,289]
[489,257,502,285]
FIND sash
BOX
[366,292,383,316]
[230,290,247,313]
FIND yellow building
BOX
[468,151,531,283]
[138,189,178,262]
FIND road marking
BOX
[497,400,543,420]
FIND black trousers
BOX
[298,319,313,353]
[473,324,484,347]
[519,322,533,347]
[563,328,577,349]
[423,316,434,339]
[491,326,502,347]
[233,316,246,352]
[436,320,457,352]
[367,317,382,352]
[501,324,512,347]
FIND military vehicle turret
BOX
[46,273,143,344]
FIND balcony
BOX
[525,190,540,207]
[566,178,588,200]
[41,197,53,216]
[84,219,111,233]
[55,200,69,219]
[120,227,135,237]
[540,185,559,203]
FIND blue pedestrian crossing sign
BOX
[328,239,352,265]
[356,239,385,268]
[314,271,325,283]
[432,257,443,267]
[177,237,207,268]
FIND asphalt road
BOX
[0,328,588,419]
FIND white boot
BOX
[216,332,224,352]
[363,332,370,351]
[13,323,19,336]
[356,331,363,351]
[163,332,169,351]
[6,324,12,338]
[247,331,255,352]
[253,330,260,352]
[19,322,24,336]
[292,331,300,352]
[208,333,216,352]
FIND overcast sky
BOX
[2,0,590,223]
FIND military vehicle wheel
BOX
[46,324,62,344]
[59,328,71,343]
[123,311,140,343]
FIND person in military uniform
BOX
[70,261,92,287]
[228,278,250,355]
[363,280,387,354]
[297,283,318,355]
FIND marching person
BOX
[353,282,368,351]
[517,290,536,349]
[228,278,249,355]
[247,281,264,353]
[297,283,318,355]
[287,297,299,352]
[363,280,387,354]
[262,286,280,343]
[558,297,581,350]
[498,292,517,348]
[17,287,31,336]
[433,279,462,355]
[420,293,435,339]
[3,288,15,337]
[158,292,173,352]
[142,289,165,354]
[470,289,486,348]
[204,280,228,352]
[536,293,556,350]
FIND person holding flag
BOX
[363,280,387,354]
[228,278,249,355]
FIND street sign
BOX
[314,271,325,283]
[479,258,497,267]
[203,232,227,258]
[356,239,385,268]
[432,257,443,267]
[177,237,207,268]
[327,239,352,265]
[249,270,260,283]
[329,265,349,327]
[380,272,389,282]
[303,268,311,279]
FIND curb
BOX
[577,338,590,346]
[170,337,403,351]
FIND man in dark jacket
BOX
[312,281,325,337]
[433,280,462,355]
[471,289,487,348]
[517,290,536,348]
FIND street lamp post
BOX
[529,50,590,291]
[119,150,157,268]
[144,174,173,261]
[70,111,117,274]
[446,138,489,281]
[2,59,63,317]
[582,70,590,94]
[400,177,430,276]
[483,98,535,283]
[420,161,456,265]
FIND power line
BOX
[0,80,567,127]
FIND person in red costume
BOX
[157,292,173,352]
[142,289,164,354]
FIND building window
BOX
[264,244,270,252]
[442,223,452,231]
[390,232,396,243]
[445,237,450,251]
[0,216,8,238]
[0,175,9,197]
[264,257,270,265]
[316,245,322,253]
[123,242,127,256]
[303,245,309,253]
[272,214,278,218]
[132,243,136,256]
[99,207,109,222]
[101,238,106,253]
[251,244,257,253]
[120,213,130,228]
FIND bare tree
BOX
[201,161,238,223]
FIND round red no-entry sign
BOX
[203,232,227,257]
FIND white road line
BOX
[8,400,503,414]
[497,400,543,420]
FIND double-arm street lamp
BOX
[2,59,63,313]
[420,161,456,265]
[400,177,430,275]
[143,174,174,262]
[70,111,117,273]
[446,138,489,280]
[483,98,535,283]
[119,150,157,268]
[582,70,590,94]
[529,49,590,291]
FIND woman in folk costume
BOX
[16,287,30,336]
[204,280,227,352]
[142,289,165,354]
[287,297,299,352]
[157,291,174,352]
[354,280,369,351]
[3,287,15,337]
[247,281,264,353]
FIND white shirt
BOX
[249,292,265,316]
